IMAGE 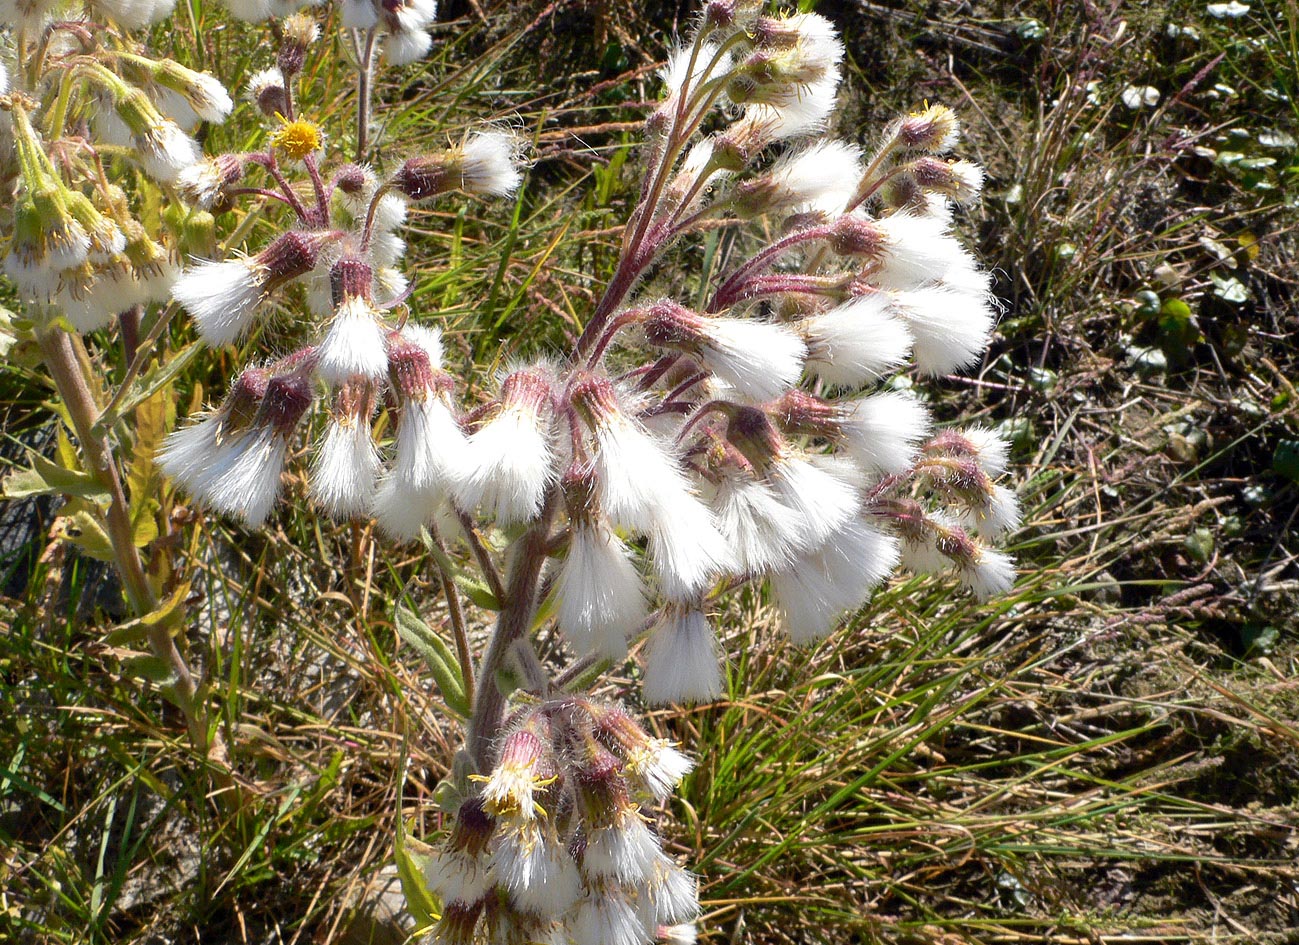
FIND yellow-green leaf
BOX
[394,818,439,932]
[2,452,106,500]
[104,582,190,646]
[59,509,115,562]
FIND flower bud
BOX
[278,13,320,77]
[894,103,960,153]
[177,154,246,210]
[246,68,289,119]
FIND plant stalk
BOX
[37,327,211,756]
[466,494,556,772]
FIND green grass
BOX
[2,1,1298,943]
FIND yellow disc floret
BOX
[270,117,323,161]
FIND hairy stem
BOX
[466,495,556,772]
[37,328,211,755]
[355,28,378,163]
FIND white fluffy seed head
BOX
[741,73,838,140]
[959,544,1016,600]
[384,28,433,66]
[134,121,201,183]
[195,427,289,527]
[959,483,1021,540]
[642,608,723,706]
[625,739,694,803]
[582,810,660,884]
[316,296,391,386]
[223,0,274,20]
[766,454,858,550]
[423,849,492,906]
[172,257,264,346]
[373,393,467,540]
[870,213,972,290]
[340,0,377,27]
[707,468,808,574]
[698,317,807,402]
[661,41,727,99]
[553,523,648,661]
[889,285,996,376]
[460,130,524,197]
[771,518,899,643]
[801,294,914,388]
[454,396,554,525]
[958,425,1010,477]
[638,851,701,928]
[491,820,581,915]
[762,139,862,216]
[647,490,732,601]
[310,415,380,521]
[839,391,932,474]
[570,885,645,945]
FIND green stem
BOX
[37,328,211,756]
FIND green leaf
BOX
[394,818,439,932]
[394,604,470,717]
[60,508,116,562]
[104,583,191,646]
[1210,272,1250,304]
[1273,439,1299,483]
[121,654,177,685]
[2,452,106,500]
[454,574,500,612]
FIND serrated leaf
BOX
[394,818,439,932]
[394,605,470,717]
[2,451,107,500]
[127,388,174,511]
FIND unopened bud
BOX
[725,406,786,469]
[826,214,885,257]
[770,389,840,439]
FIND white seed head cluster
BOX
[426,700,698,945]
[155,24,525,527]
[159,5,1017,697]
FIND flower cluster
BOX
[426,700,699,945]
[158,25,524,527]
[221,0,439,67]
[161,1,1018,708]
[0,8,233,332]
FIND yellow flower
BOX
[270,117,323,161]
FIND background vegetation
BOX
[1,0,1296,942]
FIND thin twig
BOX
[429,525,476,707]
